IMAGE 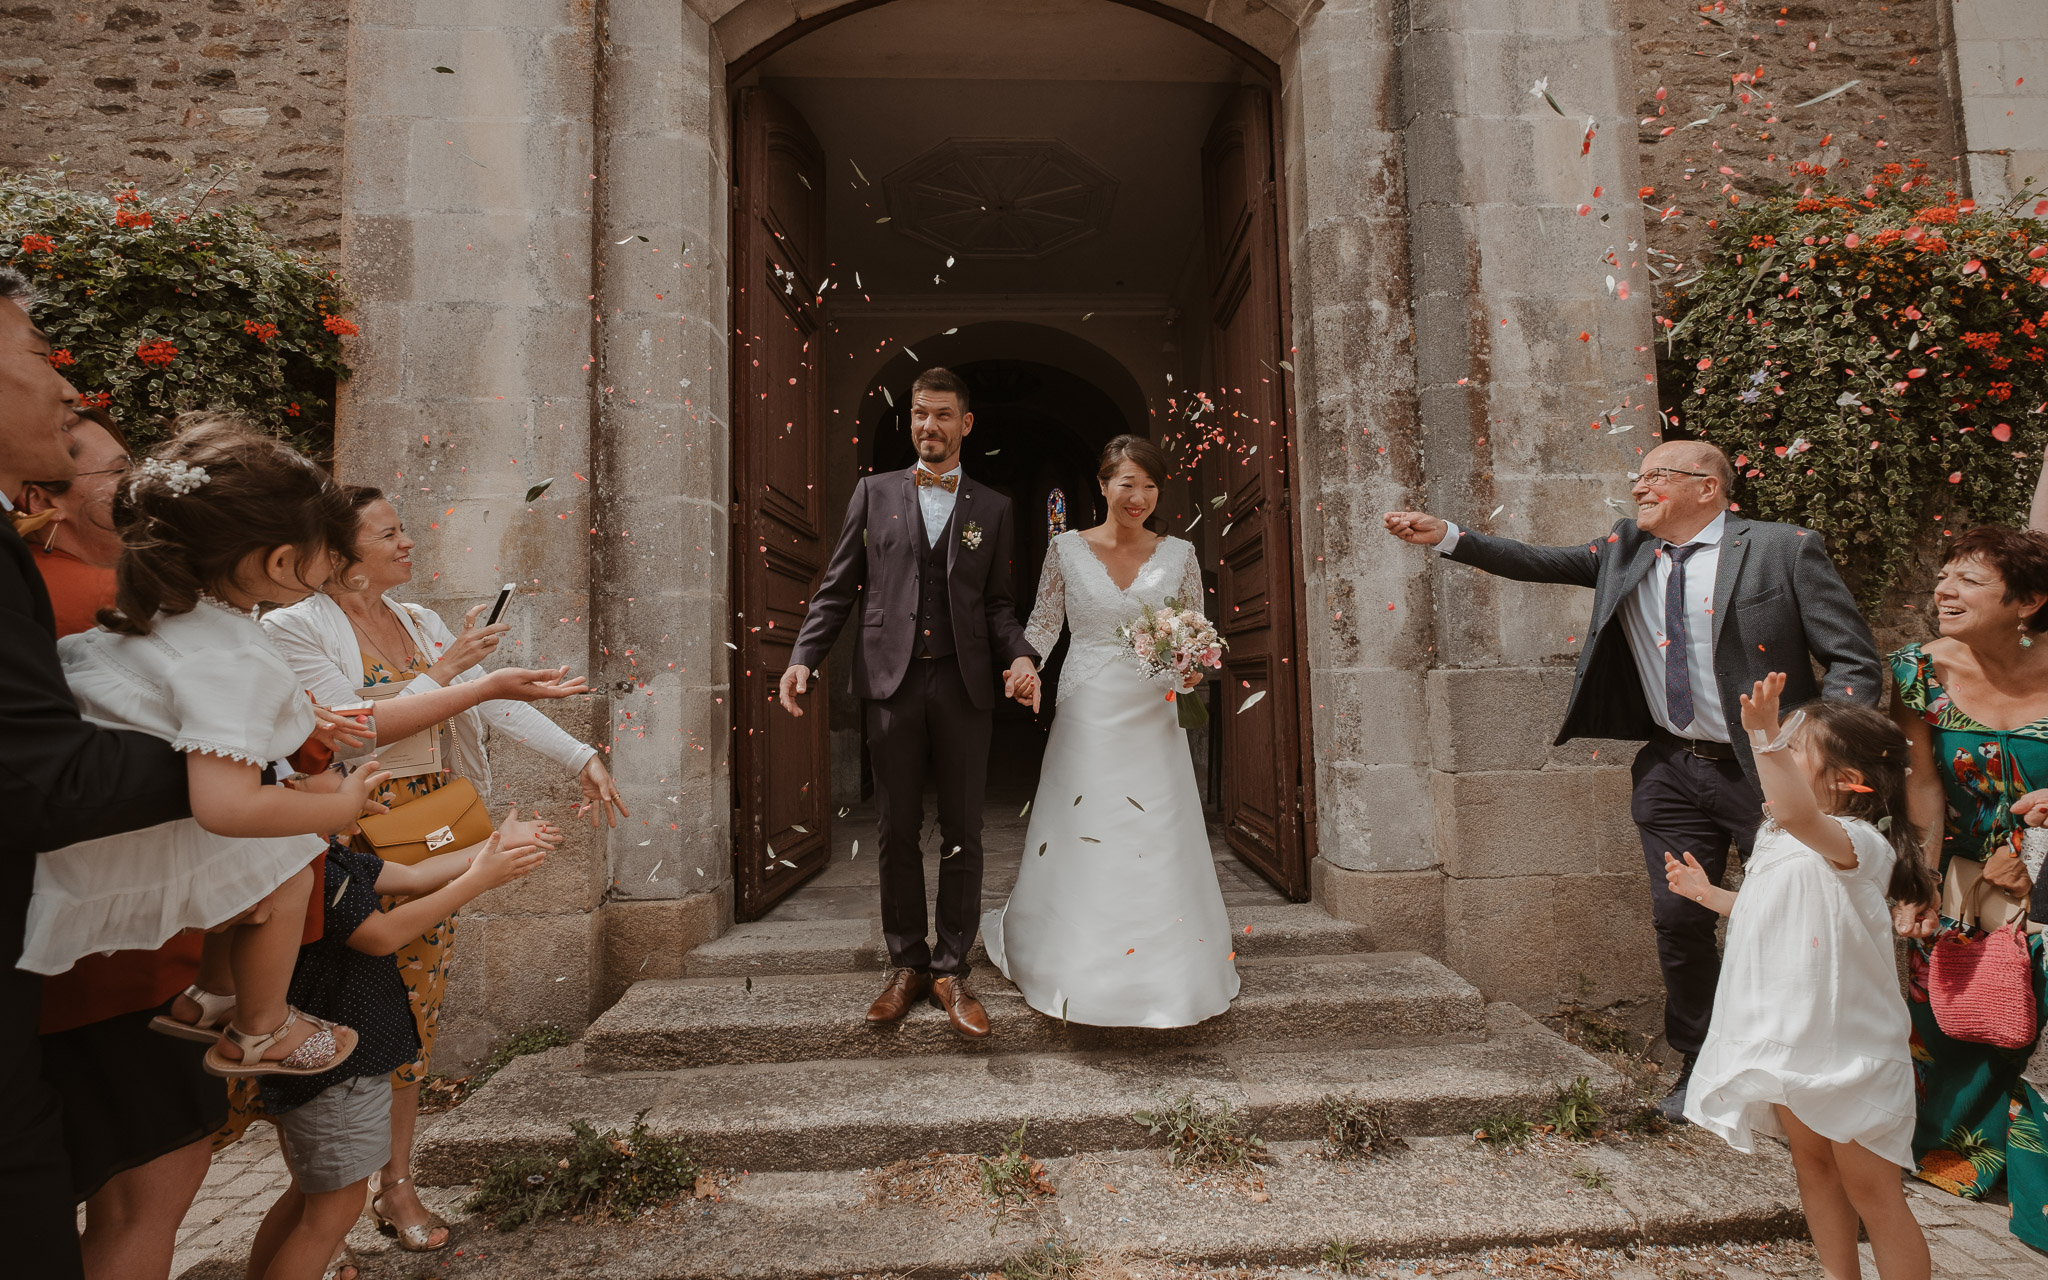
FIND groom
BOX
[778,367,1039,1038]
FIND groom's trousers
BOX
[867,654,991,978]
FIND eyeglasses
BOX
[1628,467,1713,486]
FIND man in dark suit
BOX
[0,269,192,1274]
[778,367,1039,1038]
[1384,439,1881,1122]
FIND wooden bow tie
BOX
[915,470,959,493]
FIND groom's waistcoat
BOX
[916,527,957,660]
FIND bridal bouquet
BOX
[1116,596,1226,728]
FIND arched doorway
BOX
[727,0,1313,921]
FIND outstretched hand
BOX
[1738,672,1788,738]
[1382,511,1449,546]
[778,665,810,717]
[1004,657,1041,713]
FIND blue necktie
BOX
[1664,542,1704,731]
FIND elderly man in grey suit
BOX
[1384,439,1882,1123]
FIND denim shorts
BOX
[273,1075,392,1195]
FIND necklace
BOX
[195,591,261,622]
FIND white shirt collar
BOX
[916,458,962,480]
[1667,510,1727,550]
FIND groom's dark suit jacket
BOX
[790,467,1037,709]
[1445,514,1882,782]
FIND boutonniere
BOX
[961,521,984,551]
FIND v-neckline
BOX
[1073,531,1168,594]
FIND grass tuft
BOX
[420,1022,572,1112]
[1571,1163,1609,1189]
[1132,1089,1268,1171]
[999,1237,1084,1280]
[1473,1112,1535,1149]
[1319,1094,1406,1161]
[977,1123,1056,1209]
[465,1112,699,1229]
[1320,1236,1370,1274]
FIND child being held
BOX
[25,418,387,1077]
[1665,674,1939,1280]
[245,821,547,1280]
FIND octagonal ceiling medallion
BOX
[883,138,1117,260]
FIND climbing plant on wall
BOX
[0,169,353,459]
[1664,161,2048,608]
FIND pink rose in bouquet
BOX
[1114,596,1227,727]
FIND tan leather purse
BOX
[351,705,494,866]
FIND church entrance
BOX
[727,0,1314,921]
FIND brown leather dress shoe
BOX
[929,975,990,1039]
[866,968,932,1023]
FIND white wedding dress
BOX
[981,530,1240,1027]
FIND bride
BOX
[983,435,1240,1027]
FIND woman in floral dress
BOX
[1890,527,2048,1254]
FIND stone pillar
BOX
[589,0,735,1006]
[1951,0,2048,204]
[1284,0,1444,954]
[1398,0,1665,1025]
[337,1,607,1063]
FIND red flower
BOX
[19,233,55,255]
[1961,332,2001,351]
[285,402,301,417]
[321,314,359,337]
[48,348,75,367]
[113,208,154,230]
[78,391,112,409]
[1912,205,1958,225]
[1989,382,2015,401]
[135,339,178,368]
[243,319,280,343]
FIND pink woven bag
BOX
[1928,885,2037,1050]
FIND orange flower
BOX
[135,338,178,368]
[243,319,280,343]
[48,348,74,367]
[321,314,359,337]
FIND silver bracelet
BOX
[1748,708,1804,754]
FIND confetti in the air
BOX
[524,478,555,502]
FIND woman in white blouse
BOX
[259,486,627,1250]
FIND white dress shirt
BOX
[915,459,962,547]
[1437,513,1730,742]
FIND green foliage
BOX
[464,1114,699,1230]
[977,1122,1053,1209]
[1320,1094,1407,1161]
[1665,164,2048,607]
[1571,1164,1609,1190]
[470,1023,573,1091]
[0,168,352,458]
[1543,1076,1605,1143]
[1320,1237,1370,1275]
[1473,1112,1535,1149]
[1132,1089,1269,1171]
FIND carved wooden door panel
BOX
[1203,85,1310,901]
[731,87,830,921]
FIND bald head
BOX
[1630,439,1732,541]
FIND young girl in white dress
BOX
[21,419,389,1078]
[1666,673,1938,1280]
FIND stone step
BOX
[416,1004,1624,1181]
[587,951,1482,1071]
[386,1132,1802,1280]
[682,903,1372,978]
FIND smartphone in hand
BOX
[485,582,516,627]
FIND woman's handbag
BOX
[350,705,494,866]
[1928,875,2038,1050]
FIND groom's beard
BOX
[916,438,960,468]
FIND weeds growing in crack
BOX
[999,1237,1084,1280]
[464,1112,699,1229]
[1571,1163,1609,1189]
[1544,1075,1605,1143]
[1131,1089,1268,1172]
[977,1123,1056,1213]
[1473,1112,1535,1149]
[1320,1236,1369,1274]
[1319,1095,1406,1161]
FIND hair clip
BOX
[129,457,211,500]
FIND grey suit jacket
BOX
[788,468,1037,711]
[1444,515,1882,782]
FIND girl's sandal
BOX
[203,1008,359,1078]
[371,1175,451,1252]
[149,984,236,1043]
[321,1242,361,1280]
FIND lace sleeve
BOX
[1023,537,1066,662]
[1175,540,1207,618]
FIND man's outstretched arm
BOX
[780,479,871,715]
[1384,510,1604,589]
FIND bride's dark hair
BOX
[1096,434,1171,533]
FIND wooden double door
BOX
[729,84,1314,919]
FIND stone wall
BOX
[1952,0,2048,202]
[1,0,348,250]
